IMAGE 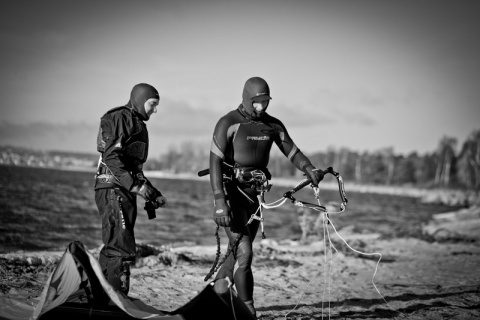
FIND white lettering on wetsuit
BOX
[246,136,270,141]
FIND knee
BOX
[213,278,231,295]
[235,241,253,269]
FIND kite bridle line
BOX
[269,169,403,320]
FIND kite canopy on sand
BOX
[0,241,255,320]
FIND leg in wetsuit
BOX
[214,183,260,302]
[95,187,137,295]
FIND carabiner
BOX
[246,214,263,225]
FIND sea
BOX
[0,165,457,253]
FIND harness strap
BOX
[236,186,255,203]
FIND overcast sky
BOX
[1,0,479,158]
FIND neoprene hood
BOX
[129,83,159,121]
[242,77,272,119]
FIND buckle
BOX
[234,167,273,193]
[235,168,267,184]
[96,174,115,184]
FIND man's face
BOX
[144,98,159,119]
[252,99,269,116]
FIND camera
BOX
[144,200,159,220]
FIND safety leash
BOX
[204,228,243,282]
[204,225,221,281]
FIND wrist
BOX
[302,164,314,172]
[213,191,226,200]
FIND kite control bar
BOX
[283,167,348,212]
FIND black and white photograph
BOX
[1,1,479,319]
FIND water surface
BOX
[0,165,454,252]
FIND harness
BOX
[94,155,118,188]
[94,155,144,190]
[233,165,272,239]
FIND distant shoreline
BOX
[143,170,478,206]
[2,164,478,206]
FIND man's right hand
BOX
[213,198,231,227]
[130,181,157,201]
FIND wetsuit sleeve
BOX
[101,112,135,190]
[209,117,229,199]
[137,170,163,197]
[273,120,313,171]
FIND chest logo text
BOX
[247,136,270,141]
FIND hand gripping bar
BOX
[283,167,348,207]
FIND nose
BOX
[153,105,157,113]
[253,103,264,111]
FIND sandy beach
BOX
[1,205,479,319]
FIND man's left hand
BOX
[303,165,324,187]
[143,176,166,206]
[154,195,167,208]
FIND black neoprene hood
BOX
[241,77,272,119]
[129,83,159,121]
[242,77,272,101]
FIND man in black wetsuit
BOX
[209,76,324,318]
[94,83,167,295]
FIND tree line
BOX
[145,129,480,190]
